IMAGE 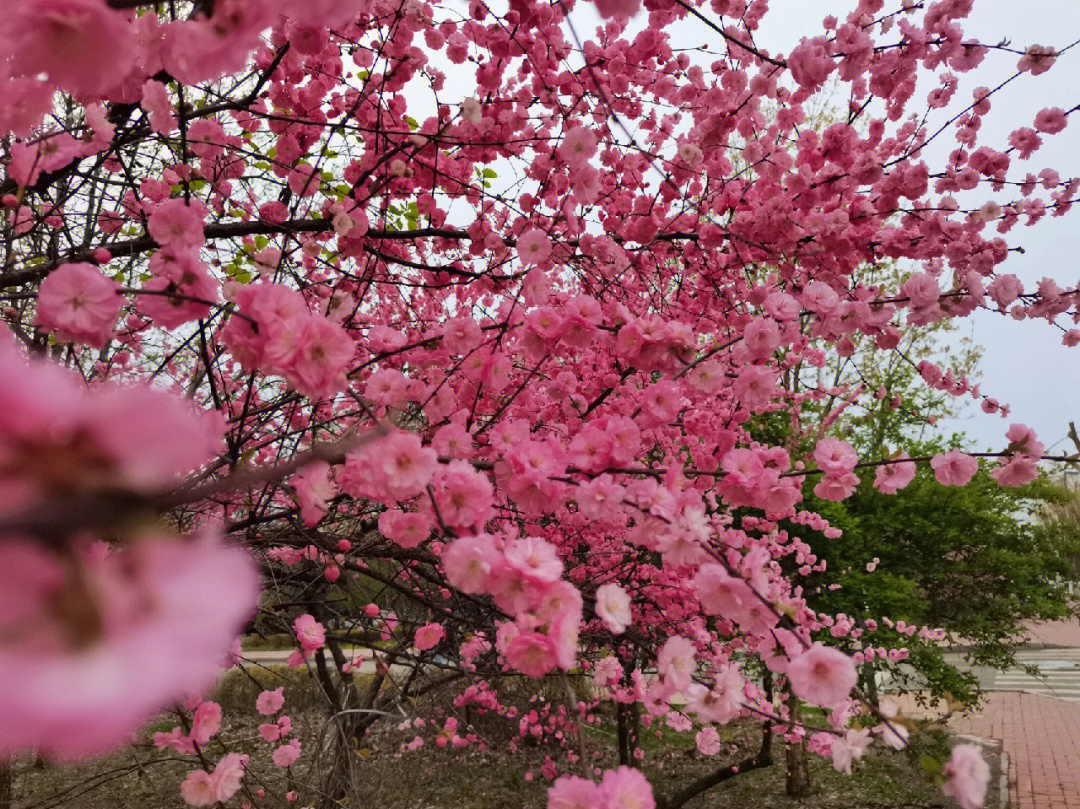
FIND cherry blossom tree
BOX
[2,1,1078,808]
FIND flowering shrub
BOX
[0,0,1077,806]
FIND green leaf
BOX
[918,754,942,777]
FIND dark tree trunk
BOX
[0,759,12,809]
[616,702,631,766]
[786,696,811,797]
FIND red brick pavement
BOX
[949,692,1080,809]
[1021,617,1080,648]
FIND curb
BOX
[953,733,1010,809]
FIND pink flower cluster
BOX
[812,438,860,502]
[444,534,580,678]
[222,282,355,399]
[180,752,247,807]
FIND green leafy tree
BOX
[799,451,1080,706]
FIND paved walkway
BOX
[893,616,1080,809]
[1021,617,1080,649]
[949,691,1080,809]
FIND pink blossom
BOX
[288,163,322,197]
[148,199,205,250]
[593,656,624,688]
[1034,107,1068,135]
[831,727,871,773]
[902,272,941,308]
[931,450,978,486]
[273,738,302,768]
[5,0,135,98]
[1017,44,1056,75]
[153,725,194,754]
[988,274,1023,308]
[365,368,410,406]
[414,623,445,651]
[443,534,498,593]
[814,471,859,502]
[786,643,857,710]
[1005,423,1044,456]
[694,563,754,621]
[433,422,473,459]
[505,631,557,678]
[504,537,564,586]
[742,318,780,360]
[814,438,859,475]
[370,431,438,502]
[593,0,640,19]
[294,614,326,654]
[190,701,222,746]
[180,770,216,807]
[802,281,840,315]
[441,316,482,354]
[641,380,682,424]
[142,80,177,134]
[548,774,603,809]
[874,456,917,494]
[686,665,745,724]
[600,765,655,809]
[0,341,224,509]
[695,726,721,756]
[560,127,597,168]
[291,460,336,526]
[517,228,552,265]
[942,744,990,809]
[657,636,696,691]
[284,316,354,400]
[378,509,433,549]
[595,582,632,635]
[35,263,122,348]
[1008,127,1042,160]
[259,722,283,742]
[256,688,285,716]
[210,753,246,801]
[733,365,778,411]
[429,460,494,531]
[568,424,615,473]
[0,77,54,139]
[789,36,835,92]
[139,249,217,328]
[991,455,1038,487]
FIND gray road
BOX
[945,648,1080,703]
